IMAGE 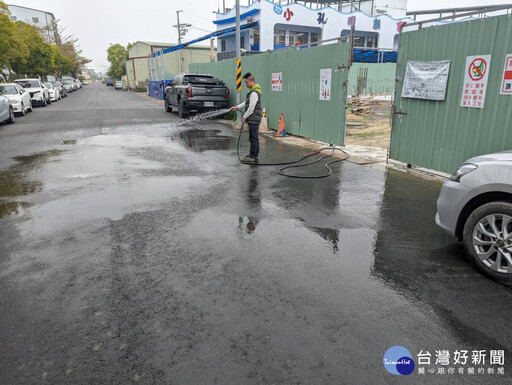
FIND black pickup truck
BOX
[164,73,230,118]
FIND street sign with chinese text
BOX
[500,53,512,94]
[319,68,331,101]
[272,72,282,91]
[460,55,491,108]
[402,60,451,101]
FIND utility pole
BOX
[235,0,241,123]
[176,10,183,73]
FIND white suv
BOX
[436,151,512,285]
[13,78,51,107]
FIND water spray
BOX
[177,108,231,126]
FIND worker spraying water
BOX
[230,72,262,164]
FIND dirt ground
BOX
[345,98,392,148]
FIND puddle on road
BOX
[0,150,64,218]
[176,129,233,152]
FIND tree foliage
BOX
[0,0,90,78]
[107,44,128,79]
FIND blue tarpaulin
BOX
[353,49,397,63]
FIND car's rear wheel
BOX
[6,106,15,123]
[165,98,172,112]
[463,201,512,286]
[20,102,26,116]
[178,100,188,119]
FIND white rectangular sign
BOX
[460,55,491,108]
[500,54,512,95]
[402,60,451,101]
[319,68,331,101]
[272,72,283,92]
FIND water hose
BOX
[236,123,352,179]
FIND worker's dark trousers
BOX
[248,123,259,158]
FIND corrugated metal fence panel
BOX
[347,63,396,95]
[190,43,350,145]
[390,15,512,173]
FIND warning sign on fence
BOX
[402,60,451,101]
[319,68,331,101]
[272,72,282,92]
[460,55,491,108]
[500,54,512,95]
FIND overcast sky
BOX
[7,0,511,73]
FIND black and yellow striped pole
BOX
[235,0,241,123]
[236,59,242,92]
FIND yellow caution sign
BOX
[236,59,242,91]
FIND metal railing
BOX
[217,36,351,61]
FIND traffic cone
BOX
[277,112,286,137]
[259,108,268,133]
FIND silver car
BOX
[0,94,16,124]
[436,151,512,285]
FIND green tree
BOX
[0,2,29,77]
[58,40,91,76]
[10,22,54,77]
[51,45,74,77]
[107,43,127,79]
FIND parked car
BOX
[44,82,60,102]
[164,73,230,118]
[52,81,67,98]
[0,94,15,124]
[61,79,75,92]
[106,79,113,87]
[436,151,512,285]
[13,78,51,107]
[82,80,88,85]
[114,80,123,90]
[62,77,78,92]
[74,79,82,89]
[0,83,32,115]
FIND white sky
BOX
[7,0,511,72]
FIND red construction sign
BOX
[461,55,491,109]
[500,54,512,95]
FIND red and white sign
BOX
[460,55,491,109]
[272,72,282,92]
[500,54,512,95]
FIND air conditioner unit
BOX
[247,17,254,23]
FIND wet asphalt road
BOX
[0,83,511,384]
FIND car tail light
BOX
[226,88,230,99]
[187,87,192,98]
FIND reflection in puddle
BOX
[178,129,233,152]
[0,150,64,218]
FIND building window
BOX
[274,29,286,48]
[341,30,379,49]
[32,17,39,23]
[240,36,245,49]
[252,28,260,46]
[221,39,226,52]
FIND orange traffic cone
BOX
[277,112,286,137]
[259,108,268,133]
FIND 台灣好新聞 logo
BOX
[383,346,415,375]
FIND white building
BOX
[7,4,60,44]
[215,0,414,58]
